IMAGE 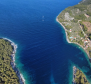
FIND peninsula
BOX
[57,0,91,59]
[57,0,91,83]
[73,66,89,84]
[0,38,25,84]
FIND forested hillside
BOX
[0,39,19,84]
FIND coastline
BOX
[56,17,90,58]
[56,16,91,83]
[3,38,25,84]
[56,18,77,83]
[72,66,90,84]
[72,66,76,84]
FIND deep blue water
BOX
[0,0,91,84]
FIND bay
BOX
[0,0,91,84]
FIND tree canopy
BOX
[0,39,19,84]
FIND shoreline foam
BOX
[3,38,25,84]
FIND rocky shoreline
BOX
[3,38,25,84]
[72,66,76,84]
[72,66,90,84]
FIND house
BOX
[85,40,88,43]
[70,29,72,32]
[74,37,76,39]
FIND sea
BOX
[0,0,91,84]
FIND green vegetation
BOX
[86,11,91,16]
[89,20,91,23]
[88,33,91,40]
[79,21,88,32]
[63,7,73,16]
[78,40,84,45]
[73,4,87,11]
[72,19,78,23]
[0,39,19,84]
[75,68,89,84]
[74,14,86,20]
[67,31,71,36]
[82,0,91,5]
[65,25,72,30]
[79,31,84,37]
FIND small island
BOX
[0,38,25,84]
[57,0,91,83]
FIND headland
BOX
[57,0,91,60]
[56,0,91,83]
[72,66,89,84]
[0,38,25,84]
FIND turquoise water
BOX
[0,0,91,84]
